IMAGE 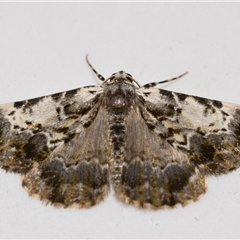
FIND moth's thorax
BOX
[103,79,137,112]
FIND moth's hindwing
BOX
[112,106,206,208]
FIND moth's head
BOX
[104,71,141,87]
[86,55,142,87]
[108,71,133,84]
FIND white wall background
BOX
[0,2,240,238]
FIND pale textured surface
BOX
[0,2,240,239]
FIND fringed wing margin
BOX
[0,86,110,207]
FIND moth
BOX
[0,56,240,209]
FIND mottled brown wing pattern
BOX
[0,86,102,173]
[113,105,206,208]
[137,88,240,175]
[23,107,110,207]
[0,86,111,207]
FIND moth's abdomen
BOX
[108,112,126,188]
[104,82,136,187]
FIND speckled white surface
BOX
[0,2,240,238]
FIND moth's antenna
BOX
[142,72,188,88]
[86,54,105,81]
